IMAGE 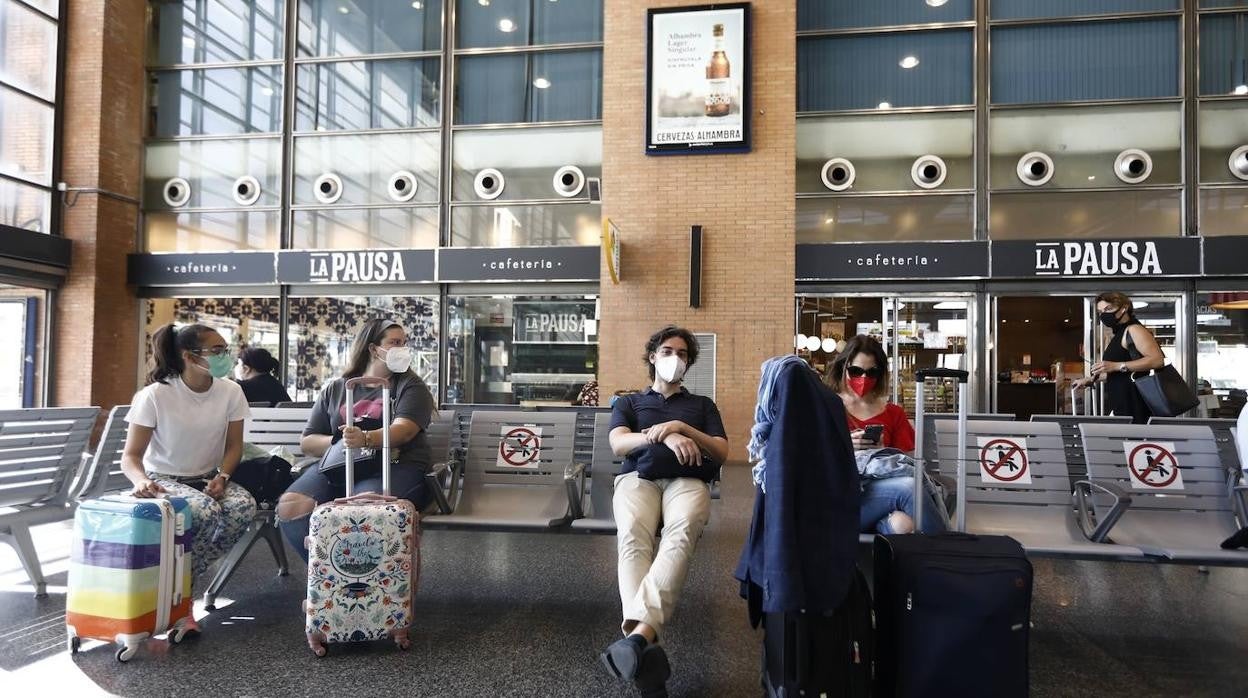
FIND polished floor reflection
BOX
[1,466,1245,696]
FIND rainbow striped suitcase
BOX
[66,496,194,662]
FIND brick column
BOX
[53,0,146,415]
[599,1,796,459]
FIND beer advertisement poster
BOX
[646,3,751,154]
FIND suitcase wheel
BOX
[169,626,189,645]
[115,645,137,662]
[68,635,80,655]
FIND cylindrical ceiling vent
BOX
[473,168,505,200]
[552,165,586,198]
[1229,145,1248,181]
[820,157,856,192]
[387,171,419,202]
[313,173,343,204]
[232,175,261,206]
[1114,149,1153,185]
[911,155,948,189]
[1016,151,1055,187]
[162,177,191,208]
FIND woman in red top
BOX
[828,335,943,534]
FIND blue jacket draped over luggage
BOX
[734,359,861,626]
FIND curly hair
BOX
[642,326,699,380]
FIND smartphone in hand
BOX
[863,424,885,445]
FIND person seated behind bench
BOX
[599,326,729,697]
[829,334,946,535]
[276,319,436,561]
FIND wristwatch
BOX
[216,470,232,481]
[1118,362,1129,372]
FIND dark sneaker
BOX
[634,644,671,697]
[600,636,645,680]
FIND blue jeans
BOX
[859,476,947,535]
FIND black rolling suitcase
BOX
[873,369,1033,698]
[762,567,874,698]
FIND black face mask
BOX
[1099,310,1121,328]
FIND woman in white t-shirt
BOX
[121,323,257,584]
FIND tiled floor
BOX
[1,465,1245,696]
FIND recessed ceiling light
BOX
[1235,84,1248,96]
[338,6,349,14]
[498,18,516,32]
[926,0,949,6]
[478,0,490,5]
[412,1,422,7]
[1088,175,1096,181]
[900,56,920,69]
[877,101,892,109]
[533,77,551,89]
[824,217,835,225]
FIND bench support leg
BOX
[1,525,47,598]
[260,519,289,577]
[203,514,286,610]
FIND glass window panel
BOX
[455,49,602,125]
[0,86,53,186]
[1200,188,1248,235]
[797,112,973,194]
[447,295,597,405]
[455,0,602,49]
[297,0,441,57]
[144,138,282,209]
[292,206,439,248]
[450,203,601,247]
[145,296,282,382]
[1199,13,1248,97]
[150,66,283,137]
[989,190,1182,238]
[990,104,1181,189]
[798,31,973,112]
[797,195,974,243]
[992,0,1177,20]
[1196,292,1248,418]
[144,210,279,251]
[21,0,56,17]
[150,0,284,64]
[287,295,440,401]
[798,0,972,31]
[991,19,1180,104]
[1201,1,1248,8]
[0,177,49,233]
[1198,101,1248,183]
[295,58,439,131]
[293,132,440,205]
[451,125,601,201]
[0,286,46,408]
[0,0,57,99]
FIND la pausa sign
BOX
[1033,241,1163,276]
[309,251,407,283]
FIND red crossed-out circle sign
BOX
[1127,442,1179,488]
[499,427,541,466]
[979,438,1029,482]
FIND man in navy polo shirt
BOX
[598,326,729,696]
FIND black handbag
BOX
[1126,333,1200,417]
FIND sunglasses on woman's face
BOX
[846,366,884,379]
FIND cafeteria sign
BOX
[513,302,598,345]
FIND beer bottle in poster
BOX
[705,23,730,117]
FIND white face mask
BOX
[381,346,413,374]
[655,354,687,383]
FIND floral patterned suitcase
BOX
[305,376,420,656]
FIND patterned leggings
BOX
[151,479,257,578]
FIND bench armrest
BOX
[1073,479,1132,543]
[1233,483,1248,522]
[710,477,721,500]
[423,460,455,515]
[564,461,587,520]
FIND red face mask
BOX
[847,375,877,397]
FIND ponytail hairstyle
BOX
[239,347,280,376]
[148,323,211,385]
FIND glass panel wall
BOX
[0,285,46,408]
[447,295,597,405]
[1196,292,1248,418]
[1198,9,1248,235]
[144,295,283,379]
[0,0,59,235]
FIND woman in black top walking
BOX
[235,347,292,405]
[1073,292,1165,423]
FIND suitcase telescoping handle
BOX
[343,376,392,497]
[912,368,969,533]
[1071,385,1098,416]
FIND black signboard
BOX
[796,242,989,281]
[513,301,598,344]
[437,246,600,282]
[277,249,435,284]
[992,238,1201,279]
[1202,236,1248,276]
[127,252,276,286]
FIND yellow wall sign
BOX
[603,217,621,284]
